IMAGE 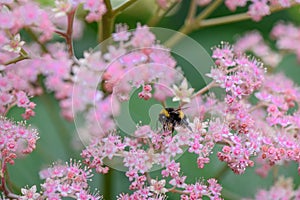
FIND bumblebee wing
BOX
[180,116,192,132]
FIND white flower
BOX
[172,78,194,103]
[52,0,72,17]
[189,117,208,133]
[149,179,168,194]
[20,185,40,200]
[2,34,25,53]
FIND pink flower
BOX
[225,0,247,11]
[40,160,99,199]
[0,7,14,29]
[0,117,39,165]
[2,34,25,53]
[113,24,131,42]
[234,31,282,67]
[248,0,270,21]
[20,185,40,200]
[83,0,106,22]
[131,24,155,48]
[271,22,300,62]
[197,0,212,6]
[149,179,168,194]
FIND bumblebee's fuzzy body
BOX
[159,107,192,133]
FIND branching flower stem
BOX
[147,0,179,27]
[164,0,298,48]
[0,161,19,199]
[99,0,139,42]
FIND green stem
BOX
[112,0,139,15]
[164,0,222,48]
[198,12,251,28]
[3,55,29,66]
[198,3,296,28]
[103,169,113,200]
[185,0,198,24]
[164,1,298,48]
[104,0,112,10]
[164,24,193,48]
[147,1,178,27]
[98,12,116,42]
[98,0,114,42]
[194,0,223,22]
[215,163,229,180]
[98,0,139,42]
[147,7,162,27]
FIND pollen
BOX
[178,110,184,119]
[161,109,170,117]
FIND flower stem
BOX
[147,1,178,27]
[103,169,113,200]
[199,3,296,28]
[54,8,77,58]
[3,55,29,66]
[164,24,193,48]
[164,0,222,48]
[112,0,139,15]
[99,0,139,43]
[195,0,223,22]
[164,1,298,48]
[186,0,198,24]
[168,188,189,195]
[0,161,20,199]
[66,8,76,57]
[215,163,229,180]
[192,81,217,98]
[98,0,114,43]
[98,12,115,42]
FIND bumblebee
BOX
[158,107,192,133]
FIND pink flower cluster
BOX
[103,24,178,102]
[203,42,300,175]
[253,73,300,175]
[138,84,152,100]
[227,0,300,21]
[74,24,186,139]
[52,0,107,22]
[197,0,300,21]
[234,31,282,68]
[0,117,39,165]
[248,176,300,200]
[208,42,265,99]
[38,160,101,199]
[82,121,223,199]
[4,43,74,120]
[0,1,55,43]
[0,69,37,119]
[271,22,300,62]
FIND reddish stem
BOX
[0,161,19,199]
[66,8,76,57]
[54,8,77,58]
[168,188,189,195]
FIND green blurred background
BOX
[6,1,300,199]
